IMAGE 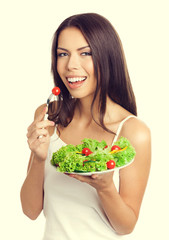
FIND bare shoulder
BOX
[121,117,151,147]
[120,116,151,175]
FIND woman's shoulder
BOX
[121,116,151,148]
[108,101,151,144]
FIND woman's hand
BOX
[27,106,55,161]
[66,171,114,192]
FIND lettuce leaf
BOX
[113,137,136,167]
[80,138,100,152]
[51,144,76,165]
[51,136,136,172]
[58,152,85,172]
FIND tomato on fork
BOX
[52,87,61,96]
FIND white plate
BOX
[65,158,134,176]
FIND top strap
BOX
[113,115,137,144]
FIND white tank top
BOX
[43,115,136,240]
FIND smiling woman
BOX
[49,13,137,131]
[20,13,151,240]
[56,28,95,95]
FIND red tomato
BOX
[82,148,93,156]
[52,87,61,96]
[111,145,121,151]
[106,160,116,169]
[104,145,108,149]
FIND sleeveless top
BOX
[42,115,136,240]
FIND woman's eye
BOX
[57,52,68,57]
[81,52,92,56]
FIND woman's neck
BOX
[75,95,100,123]
[76,96,117,123]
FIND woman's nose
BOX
[67,54,80,70]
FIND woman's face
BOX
[56,27,96,99]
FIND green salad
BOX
[50,137,136,173]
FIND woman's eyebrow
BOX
[77,46,90,51]
[57,46,90,51]
[57,47,69,52]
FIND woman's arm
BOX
[20,153,45,220]
[20,105,55,220]
[69,118,151,235]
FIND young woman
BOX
[20,13,151,240]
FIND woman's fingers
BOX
[66,172,114,190]
[68,174,92,183]
[27,120,54,138]
[28,134,49,152]
[26,106,54,160]
[34,106,48,123]
[67,174,100,184]
[36,120,55,129]
[32,128,49,139]
[27,128,49,146]
[27,105,54,138]
[91,174,99,179]
[27,106,48,132]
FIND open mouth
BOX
[66,77,87,84]
[66,77,87,89]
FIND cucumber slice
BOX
[73,170,88,173]
[83,160,96,164]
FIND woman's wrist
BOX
[27,154,45,176]
[30,154,46,169]
[96,181,116,195]
[32,153,47,163]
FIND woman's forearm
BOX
[20,155,45,220]
[97,183,137,235]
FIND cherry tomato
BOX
[104,145,108,149]
[52,87,61,96]
[106,160,116,169]
[82,148,93,156]
[111,145,121,151]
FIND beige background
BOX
[0,0,169,239]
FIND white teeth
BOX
[67,77,86,83]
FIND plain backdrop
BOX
[0,0,169,239]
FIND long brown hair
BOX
[48,13,137,134]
